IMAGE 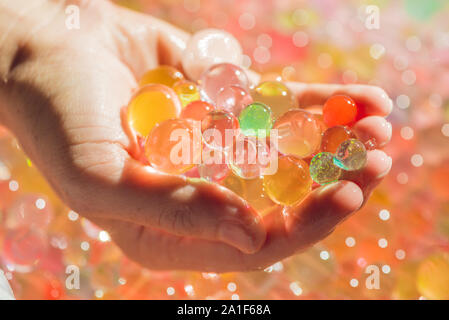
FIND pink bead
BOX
[201,111,239,150]
[216,86,253,117]
[3,227,46,268]
[181,100,215,121]
[200,63,249,104]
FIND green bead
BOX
[310,152,342,185]
[238,102,273,138]
[334,139,367,171]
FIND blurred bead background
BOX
[1,0,449,299]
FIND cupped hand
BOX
[0,0,392,272]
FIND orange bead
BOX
[320,125,357,153]
[139,65,184,87]
[127,84,182,137]
[181,101,215,121]
[323,95,358,127]
[145,119,201,174]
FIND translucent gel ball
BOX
[127,84,182,137]
[320,125,356,153]
[263,155,312,206]
[182,29,243,81]
[273,110,322,158]
[229,135,270,179]
[3,227,46,269]
[417,253,449,299]
[334,139,367,171]
[323,95,358,127]
[198,146,230,183]
[238,102,273,138]
[222,173,277,216]
[310,152,342,185]
[173,80,200,107]
[181,100,215,121]
[216,85,253,117]
[201,111,239,150]
[251,81,297,119]
[139,65,184,87]
[200,63,249,104]
[145,118,201,174]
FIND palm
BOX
[4,0,393,272]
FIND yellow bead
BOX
[173,80,200,107]
[127,84,181,137]
[263,155,312,206]
[222,173,277,216]
[251,81,297,119]
[417,252,449,299]
[139,65,184,87]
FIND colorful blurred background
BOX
[1,0,449,299]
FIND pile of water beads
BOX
[126,34,371,212]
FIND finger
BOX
[92,181,362,272]
[352,116,392,148]
[67,143,266,254]
[342,149,392,204]
[286,82,393,117]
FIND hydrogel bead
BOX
[417,253,449,299]
[310,152,342,185]
[323,95,357,127]
[222,173,277,216]
[200,63,249,104]
[263,155,312,206]
[201,111,239,150]
[145,119,201,174]
[216,85,253,117]
[273,110,322,158]
[3,227,46,269]
[229,135,271,179]
[238,102,273,138]
[182,29,243,81]
[181,100,215,121]
[321,125,357,153]
[251,81,297,119]
[198,147,230,182]
[173,80,200,107]
[334,139,367,171]
[127,84,182,137]
[139,65,184,87]
[5,194,53,229]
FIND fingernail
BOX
[218,223,256,253]
[377,155,393,178]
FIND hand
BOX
[0,0,392,272]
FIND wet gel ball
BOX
[238,102,273,138]
[200,63,249,104]
[417,252,449,299]
[310,152,342,185]
[127,84,182,137]
[198,146,230,183]
[3,227,46,269]
[222,173,277,216]
[216,85,253,117]
[145,118,201,174]
[334,139,367,171]
[139,65,184,87]
[229,135,271,179]
[5,194,53,229]
[181,100,215,121]
[321,125,357,153]
[273,110,322,158]
[263,155,312,206]
[201,111,239,150]
[173,80,200,107]
[182,28,243,81]
[323,95,358,127]
[251,81,297,119]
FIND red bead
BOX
[323,95,358,127]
